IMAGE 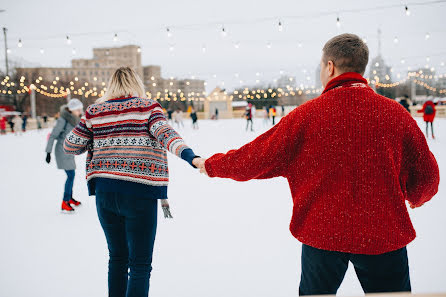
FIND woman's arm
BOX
[63,114,93,155]
[148,104,198,167]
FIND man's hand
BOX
[192,157,208,176]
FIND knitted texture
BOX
[205,72,439,255]
[64,96,192,188]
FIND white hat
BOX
[67,98,83,111]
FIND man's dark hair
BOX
[322,33,369,75]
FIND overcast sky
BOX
[1,0,445,91]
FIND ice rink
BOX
[0,117,444,297]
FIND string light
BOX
[66,36,71,45]
[393,36,399,44]
[169,44,175,52]
[72,48,76,55]
[266,42,272,49]
[6,48,11,54]
[278,20,283,32]
[336,16,341,28]
[425,32,430,40]
[405,5,410,16]
[166,27,172,38]
[39,48,44,54]
[113,33,118,42]
[17,39,22,48]
[221,26,227,37]
[137,47,141,53]
[201,44,206,53]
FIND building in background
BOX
[16,45,206,114]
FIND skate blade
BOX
[60,210,76,214]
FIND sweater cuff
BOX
[204,159,215,177]
[180,148,199,168]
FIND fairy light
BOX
[169,44,175,52]
[393,36,399,44]
[425,32,430,40]
[72,48,76,55]
[113,33,118,42]
[336,16,341,28]
[137,47,141,53]
[39,48,44,54]
[405,5,410,16]
[221,26,227,37]
[278,20,283,32]
[201,44,206,53]
[166,27,172,38]
[17,39,22,48]
[266,42,272,49]
[234,41,240,49]
[66,36,71,45]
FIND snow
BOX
[0,117,445,297]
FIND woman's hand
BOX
[192,157,208,175]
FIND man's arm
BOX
[204,107,307,181]
[403,118,439,208]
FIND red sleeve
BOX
[403,117,439,208]
[205,106,307,181]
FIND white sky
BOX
[1,0,446,91]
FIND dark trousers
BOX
[299,244,411,295]
[63,170,75,202]
[246,118,253,131]
[96,192,158,297]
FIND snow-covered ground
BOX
[0,117,444,297]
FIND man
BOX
[194,33,439,295]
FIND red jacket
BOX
[0,117,6,130]
[205,72,439,255]
[418,100,436,122]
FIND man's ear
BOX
[328,61,335,76]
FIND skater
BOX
[64,67,201,297]
[191,107,199,129]
[173,108,184,128]
[215,108,219,120]
[195,34,439,295]
[42,114,48,128]
[263,107,269,126]
[36,116,43,131]
[22,114,28,132]
[45,99,83,213]
[400,95,411,113]
[0,116,6,135]
[12,115,23,135]
[269,105,277,125]
[245,103,254,131]
[418,100,436,139]
[167,108,173,124]
[281,105,285,117]
[8,117,14,133]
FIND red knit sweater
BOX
[205,72,439,255]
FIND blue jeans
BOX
[96,192,158,297]
[63,170,75,202]
[299,244,411,295]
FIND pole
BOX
[3,27,9,76]
[30,87,36,119]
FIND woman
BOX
[45,99,83,212]
[417,100,436,139]
[64,67,200,296]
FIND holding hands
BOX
[192,157,208,175]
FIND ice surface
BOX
[0,118,444,297]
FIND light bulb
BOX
[266,42,272,49]
[6,48,11,54]
[137,47,141,53]
[201,45,206,53]
[393,36,399,44]
[401,59,405,64]
[169,45,174,52]
[18,39,22,48]
[336,17,340,28]
[40,48,44,54]
[167,27,172,38]
[221,27,227,37]
[425,32,430,40]
[72,48,76,55]
[113,33,118,42]
[405,6,410,16]
[278,21,283,32]
[66,36,71,45]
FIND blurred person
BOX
[22,114,28,132]
[195,33,439,295]
[173,108,184,128]
[190,106,199,129]
[64,67,201,297]
[0,116,6,135]
[12,115,23,136]
[45,99,83,213]
[418,100,436,139]
[245,103,254,132]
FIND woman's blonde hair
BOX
[97,67,145,103]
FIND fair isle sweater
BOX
[63,96,197,198]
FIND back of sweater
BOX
[205,77,439,255]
